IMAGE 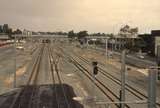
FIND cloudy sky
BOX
[0,0,160,33]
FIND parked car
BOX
[16,45,24,50]
[138,55,145,59]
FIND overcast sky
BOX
[0,0,160,33]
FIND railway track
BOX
[48,46,59,108]
[48,45,77,108]
[2,41,158,108]
[9,44,45,108]
[57,46,129,108]
[0,43,84,108]
[49,44,89,108]
[30,46,38,55]
[71,51,160,107]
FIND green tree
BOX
[7,28,13,39]
[107,33,114,38]
[13,29,22,34]
[68,30,75,38]
[77,31,88,39]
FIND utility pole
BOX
[147,45,160,108]
[148,68,156,108]
[115,37,117,51]
[157,45,160,81]
[148,46,159,108]
[94,39,96,50]
[111,39,114,53]
[105,38,108,58]
[86,39,89,49]
[120,50,126,108]
[14,35,17,88]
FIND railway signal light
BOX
[92,61,98,66]
[93,66,98,75]
[92,61,98,75]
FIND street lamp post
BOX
[120,50,126,108]
[115,37,117,51]
[106,38,108,58]
[148,68,156,108]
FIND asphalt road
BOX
[89,45,156,68]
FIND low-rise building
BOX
[138,30,160,56]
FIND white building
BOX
[23,29,32,36]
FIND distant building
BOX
[0,35,9,40]
[0,25,3,33]
[151,30,160,36]
[23,29,32,36]
[138,30,160,56]
[138,34,153,54]
[110,25,139,51]
[3,24,9,33]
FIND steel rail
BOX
[48,46,59,108]
[49,46,71,108]
[9,44,44,108]
[58,46,126,108]
[72,52,160,107]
